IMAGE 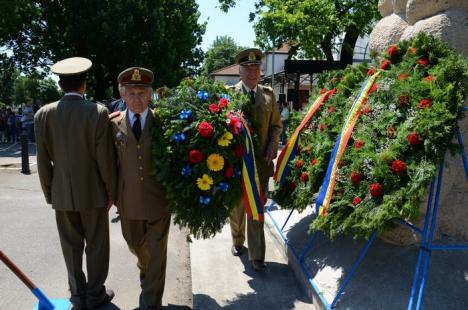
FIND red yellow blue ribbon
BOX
[274,90,335,185]
[235,112,265,222]
[316,72,381,216]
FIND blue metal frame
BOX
[266,107,468,310]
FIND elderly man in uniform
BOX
[34,57,116,309]
[109,67,170,310]
[229,48,282,271]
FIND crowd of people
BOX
[0,102,37,144]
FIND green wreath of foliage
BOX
[152,77,251,240]
[274,33,468,239]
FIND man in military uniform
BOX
[109,67,170,310]
[229,48,282,271]
[34,57,116,309]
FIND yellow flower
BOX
[197,174,213,191]
[217,131,233,147]
[207,153,225,172]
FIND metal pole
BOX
[272,46,275,88]
[20,129,30,175]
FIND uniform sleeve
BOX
[95,108,117,202]
[268,91,283,146]
[34,111,53,204]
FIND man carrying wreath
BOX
[229,48,282,271]
[109,67,170,310]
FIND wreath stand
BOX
[266,106,468,310]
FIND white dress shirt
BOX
[127,107,149,131]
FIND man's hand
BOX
[266,143,278,163]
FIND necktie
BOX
[132,113,142,141]
[249,90,256,105]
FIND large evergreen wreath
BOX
[274,33,468,239]
[152,78,251,239]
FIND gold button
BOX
[139,166,143,170]
[140,176,144,181]
[137,144,141,149]
[138,155,142,160]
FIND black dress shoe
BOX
[88,289,115,309]
[251,260,266,271]
[231,245,244,256]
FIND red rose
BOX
[391,159,406,174]
[289,182,297,190]
[423,75,436,82]
[408,47,417,54]
[399,95,409,106]
[369,183,384,197]
[367,68,376,76]
[218,98,228,108]
[398,73,409,81]
[407,132,420,146]
[226,113,242,134]
[311,158,318,166]
[329,88,337,95]
[208,103,220,113]
[327,106,336,113]
[368,83,379,94]
[417,98,432,109]
[198,121,213,137]
[188,149,204,163]
[295,159,303,169]
[319,123,326,132]
[387,45,398,57]
[418,57,429,66]
[300,172,309,183]
[354,140,364,149]
[233,144,244,158]
[320,88,327,94]
[224,166,234,178]
[380,59,391,70]
[352,197,363,206]
[361,106,372,115]
[351,171,363,185]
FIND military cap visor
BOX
[118,67,154,86]
[235,48,263,65]
[51,57,92,76]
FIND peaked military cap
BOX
[51,57,92,76]
[235,48,263,66]
[118,67,154,87]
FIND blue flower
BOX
[234,167,242,177]
[181,165,192,177]
[179,109,192,120]
[197,90,209,101]
[173,133,186,143]
[199,195,211,206]
[218,182,229,192]
[221,94,231,101]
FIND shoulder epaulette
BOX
[109,111,122,120]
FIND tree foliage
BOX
[201,36,244,77]
[1,0,206,100]
[218,0,380,65]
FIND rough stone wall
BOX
[369,0,468,245]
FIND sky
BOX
[196,0,257,51]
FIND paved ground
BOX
[0,143,192,310]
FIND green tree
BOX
[201,36,244,76]
[218,0,380,66]
[1,0,205,100]
[0,53,18,105]
[11,74,61,106]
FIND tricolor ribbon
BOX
[234,112,265,222]
[315,71,381,216]
[274,90,335,185]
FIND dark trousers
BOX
[55,208,110,308]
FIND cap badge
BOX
[131,69,141,81]
[248,52,256,61]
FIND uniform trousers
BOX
[120,215,170,307]
[229,180,268,261]
[55,208,109,308]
